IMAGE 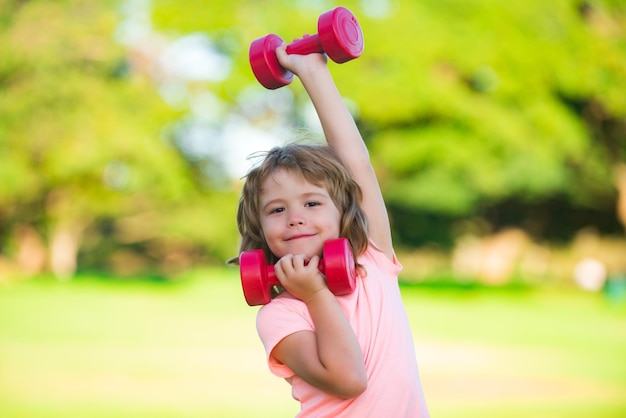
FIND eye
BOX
[269,207,285,214]
[305,201,320,208]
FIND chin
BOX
[284,243,323,259]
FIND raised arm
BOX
[276,46,394,259]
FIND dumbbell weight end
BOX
[249,34,294,90]
[240,249,281,306]
[282,7,363,62]
[249,34,325,90]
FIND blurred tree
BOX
[356,0,626,246]
[151,0,626,247]
[1,0,625,280]
[0,0,239,279]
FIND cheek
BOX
[335,218,343,235]
[332,205,343,227]
[260,217,279,239]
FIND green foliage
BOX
[153,0,625,237]
[1,0,625,275]
[359,0,624,212]
[0,0,240,275]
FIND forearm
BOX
[297,64,394,254]
[306,288,367,396]
[297,65,369,163]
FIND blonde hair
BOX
[229,143,368,267]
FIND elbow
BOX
[333,370,368,399]
[344,377,368,399]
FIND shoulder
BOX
[358,240,402,277]
[256,293,313,336]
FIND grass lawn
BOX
[0,268,625,417]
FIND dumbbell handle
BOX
[262,260,329,289]
[285,35,324,56]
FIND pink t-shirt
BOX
[256,244,430,417]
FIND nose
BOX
[288,213,305,227]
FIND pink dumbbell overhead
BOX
[239,238,357,306]
[249,7,364,89]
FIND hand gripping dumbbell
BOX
[249,6,364,89]
[239,238,357,306]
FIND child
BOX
[233,42,430,416]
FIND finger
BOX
[276,255,294,276]
[275,45,287,59]
[292,253,306,264]
[308,255,320,269]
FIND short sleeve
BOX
[256,293,315,378]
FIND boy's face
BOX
[259,168,341,260]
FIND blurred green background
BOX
[1,0,625,416]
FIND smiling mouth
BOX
[285,234,314,241]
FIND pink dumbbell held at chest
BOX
[249,6,364,89]
[239,238,357,306]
